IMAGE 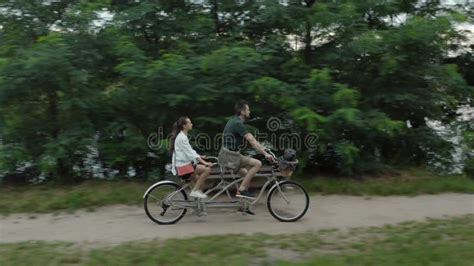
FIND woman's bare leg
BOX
[192,164,211,191]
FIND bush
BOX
[464,159,474,179]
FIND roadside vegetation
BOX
[1,215,472,265]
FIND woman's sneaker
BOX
[190,190,207,199]
[236,189,256,199]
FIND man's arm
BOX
[244,133,274,162]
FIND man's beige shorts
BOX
[239,154,254,169]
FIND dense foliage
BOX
[0,0,472,183]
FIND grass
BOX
[0,180,152,215]
[297,168,474,196]
[1,168,473,215]
[0,215,473,265]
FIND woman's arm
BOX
[196,156,212,166]
[180,136,212,166]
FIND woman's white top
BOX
[171,131,199,175]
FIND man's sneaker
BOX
[237,206,255,215]
[190,190,207,199]
[236,189,256,199]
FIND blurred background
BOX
[0,0,472,184]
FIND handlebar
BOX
[266,149,278,163]
[266,149,277,159]
[205,156,219,162]
[265,149,299,165]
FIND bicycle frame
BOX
[144,152,291,214]
[156,171,281,212]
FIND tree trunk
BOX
[47,88,59,140]
[211,0,221,35]
[304,21,312,65]
[47,87,69,181]
[303,0,316,65]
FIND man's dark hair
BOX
[235,100,249,116]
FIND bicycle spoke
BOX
[147,194,160,201]
[144,183,188,224]
[267,181,309,222]
[276,188,291,204]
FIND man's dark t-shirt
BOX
[222,116,248,151]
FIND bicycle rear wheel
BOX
[267,181,309,222]
[144,182,188,224]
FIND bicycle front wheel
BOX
[267,181,309,222]
[144,182,188,224]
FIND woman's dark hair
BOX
[169,116,189,154]
[235,100,249,116]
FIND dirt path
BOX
[1,193,473,246]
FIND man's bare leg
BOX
[238,168,248,177]
[239,158,261,191]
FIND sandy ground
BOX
[1,193,473,246]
